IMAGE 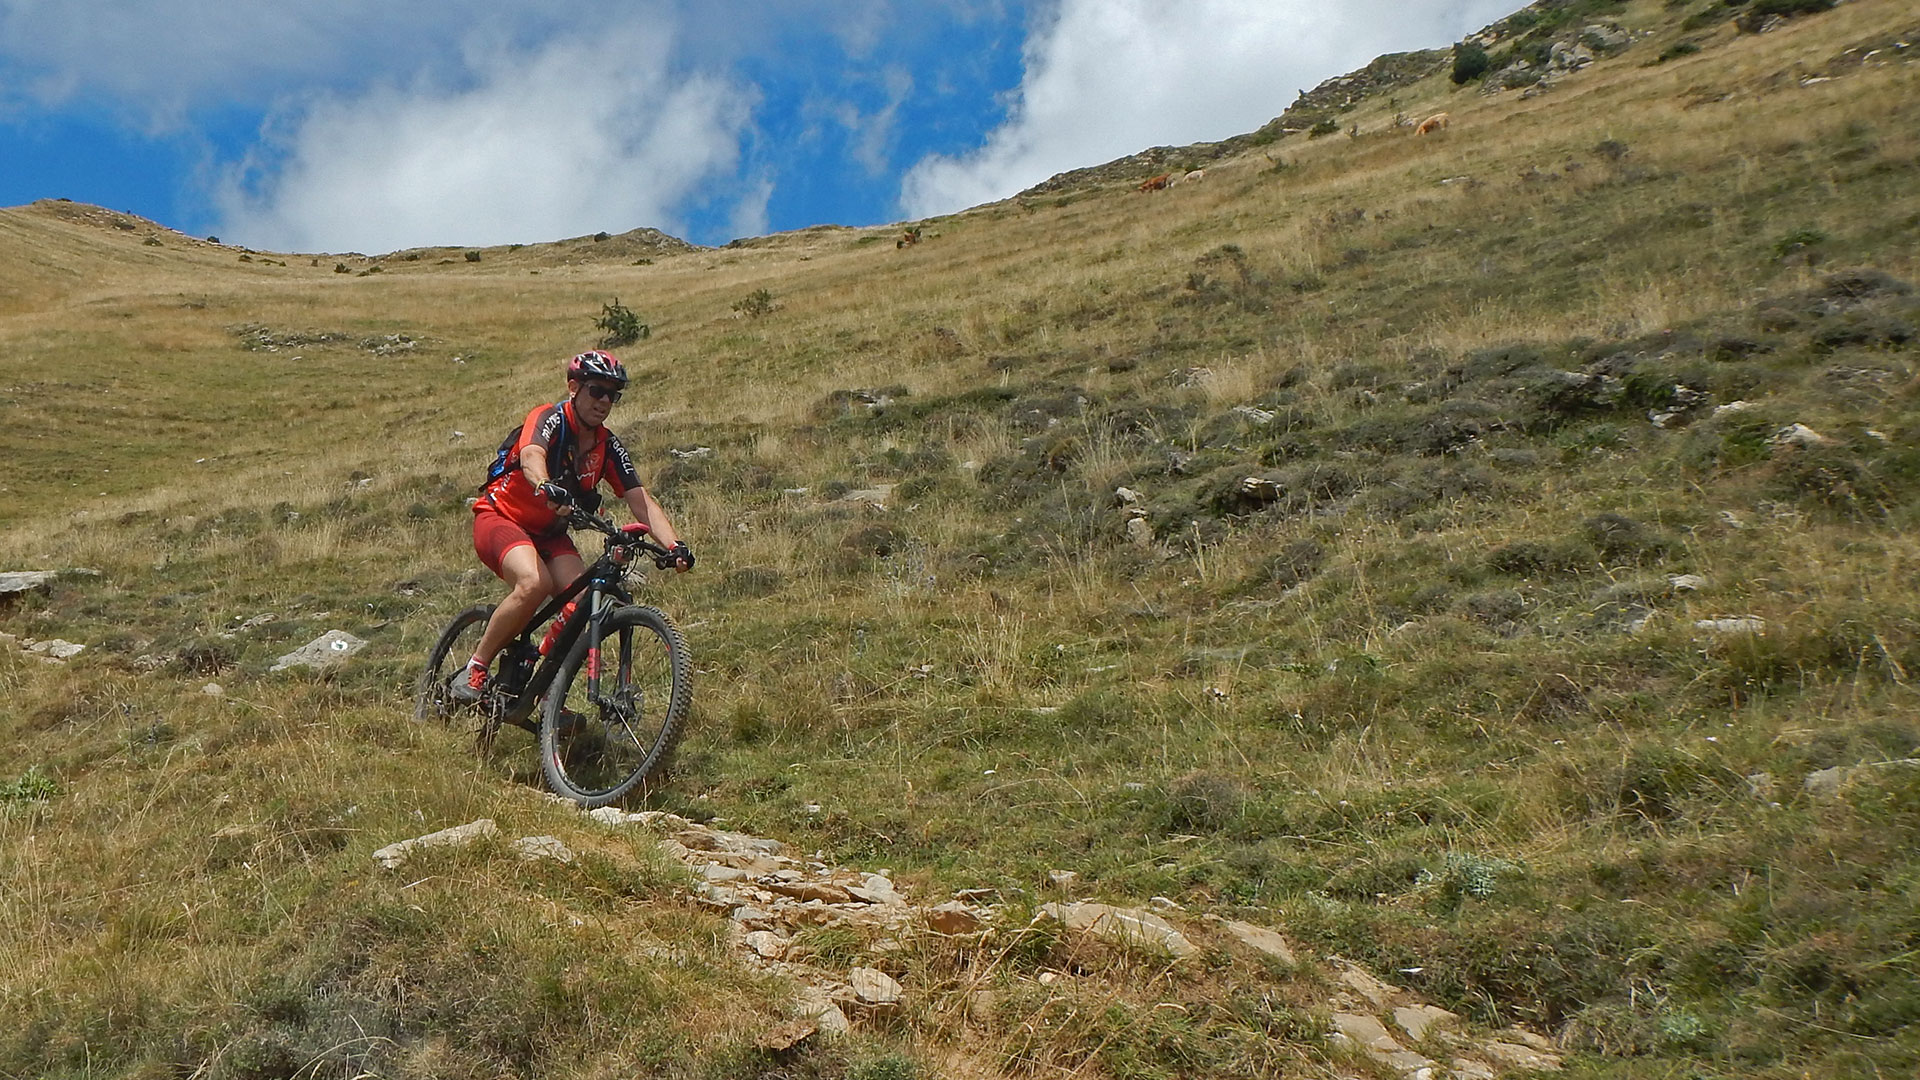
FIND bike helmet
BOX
[567,349,628,387]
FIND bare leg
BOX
[546,551,587,594]
[471,543,554,666]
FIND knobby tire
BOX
[540,604,692,808]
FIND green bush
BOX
[1770,226,1827,260]
[1452,41,1492,84]
[1746,0,1833,18]
[1,765,57,803]
[733,288,776,318]
[594,297,650,347]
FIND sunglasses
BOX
[582,384,623,403]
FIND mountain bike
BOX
[414,508,692,807]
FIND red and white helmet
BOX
[567,349,628,387]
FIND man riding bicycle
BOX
[454,349,692,704]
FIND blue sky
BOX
[0,1,1519,253]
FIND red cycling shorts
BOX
[472,504,580,578]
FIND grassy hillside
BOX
[4,1,1919,1076]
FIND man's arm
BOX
[621,486,690,570]
[520,444,551,487]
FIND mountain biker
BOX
[453,349,692,704]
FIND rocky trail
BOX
[374,808,1565,1078]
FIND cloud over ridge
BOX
[214,28,753,252]
[901,0,1519,219]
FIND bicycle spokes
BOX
[542,607,689,806]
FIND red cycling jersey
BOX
[475,399,643,536]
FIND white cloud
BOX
[901,0,1520,218]
[214,27,754,253]
[0,1,499,119]
[726,174,775,241]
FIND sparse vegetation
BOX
[4,1,1920,1077]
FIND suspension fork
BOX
[583,588,608,703]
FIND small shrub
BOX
[1657,40,1703,62]
[1738,0,1834,32]
[1770,226,1827,261]
[841,523,902,558]
[1308,117,1340,138]
[1681,7,1730,32]
[464,250,481,263]
[848,1054,918,1080]
[733,288,776,318]
[1452,40,1492,84]
[1581,512,1670,562]
[1166,772,1247,833]
[1486,539,1583,576]
[1,765,57,803]
[594,297,650,348]
[593,231,611,242]
[1419,852,1522,909]
[333,262,349,274]
[1460,589,1526,626]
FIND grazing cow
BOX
[1415,112,1451,136]
[1138,173,1172,192]
[1183,169,1206,184]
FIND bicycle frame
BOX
[491,511,666,728]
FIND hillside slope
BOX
[3,1,1920,1078]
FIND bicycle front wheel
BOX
[540,604,692,807]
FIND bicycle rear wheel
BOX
[540,604,692,807]
[415,604,494,724]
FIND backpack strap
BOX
[481,402,571,492]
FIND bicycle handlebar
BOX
[567,508,685,569]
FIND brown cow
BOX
[1415,112,1451,136]
[1138,172,1172,192]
